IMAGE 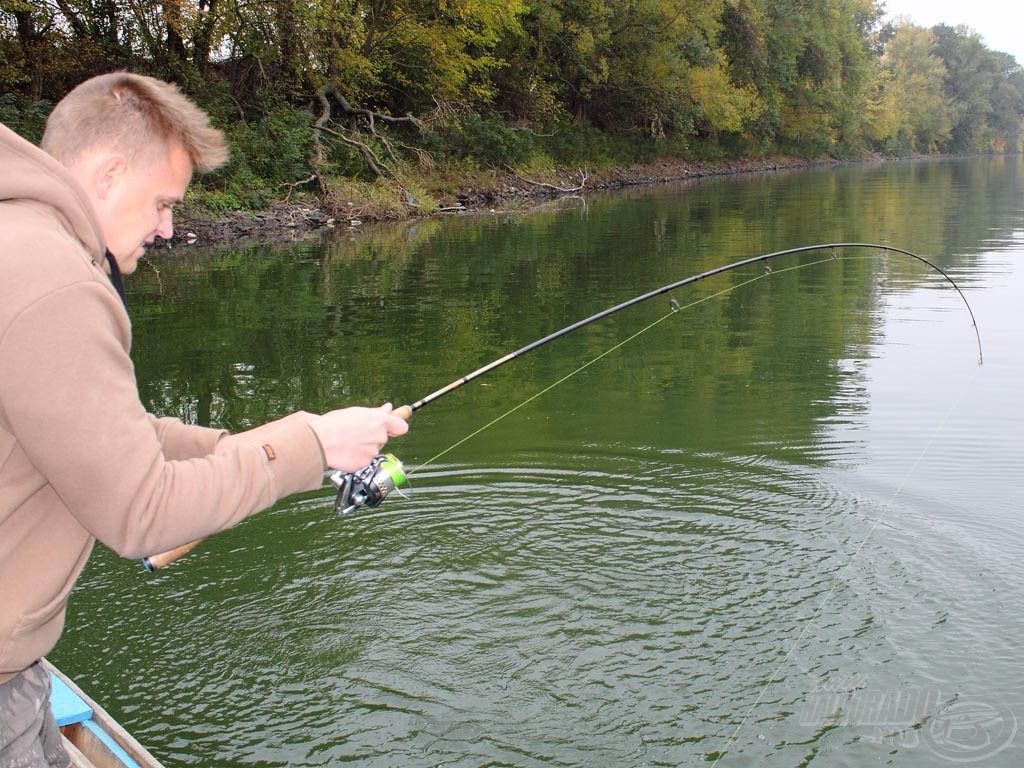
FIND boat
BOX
[43,658,164,768]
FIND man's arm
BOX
[148,414,225,460]
[1,282,323,558]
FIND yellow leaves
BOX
[866,23,954,150]
[440,0,528,28]
[863,69,901,142]
[689,59,760,134]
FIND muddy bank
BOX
[171,155,841,246]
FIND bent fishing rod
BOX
[143,243,981,571]
[394,242,980,420]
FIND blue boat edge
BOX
[44,658,165,768]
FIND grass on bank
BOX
[182,106,776,221]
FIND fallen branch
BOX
[280,174,318,202]
[509,167,588,194]
[312,85,425,179]
[316,121,391,179]
[322,85,424,133]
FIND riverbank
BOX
[172,154,842,246]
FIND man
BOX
[0,72,409,765]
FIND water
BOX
[54,157,1024,766]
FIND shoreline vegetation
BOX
[4,1,1023,249]
[172,154,845,245]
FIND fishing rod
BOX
[143,243,981,570]
[397,241,981,418]
[325,242,982,516]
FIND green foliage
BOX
[930,24,1024,154]
[864,24,953,154]
[537,121,658,165]
[232,105,313,182]
[0,93,51,143]
[427,111,535,167]
[1,0,1020,207]
[195,104,315,211]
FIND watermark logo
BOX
[801,676,1016,762]
[922,695,1017,763]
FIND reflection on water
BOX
[57,157,1024,767]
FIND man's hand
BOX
[310,403,410,472]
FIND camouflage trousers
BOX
[0,662,70,768]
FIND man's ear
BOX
[93,153,129,201]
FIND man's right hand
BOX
[309,403,409,472]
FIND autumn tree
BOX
[2,0,1021,202]
[718,0,880,153]
[864,22,951,153]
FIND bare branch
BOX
[280,174,318,203]
[313,84,427,179]
[316,121,391,179]
[321,85,425,133]
[508,167,588,194]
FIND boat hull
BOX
[44,659,164,768]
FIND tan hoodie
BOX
[0,123,327,683]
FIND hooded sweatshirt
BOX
[0,123,327,683]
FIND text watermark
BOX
[800,677,1016,763]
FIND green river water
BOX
[53,157,1024,767]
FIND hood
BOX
[0,122,105,263]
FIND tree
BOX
[864,23,951,153]
[931,24,1023,152]
[717,0,878,153]
[597,0,731,137]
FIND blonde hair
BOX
[41,72,229,172]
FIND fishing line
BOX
[397,243,974,481]
[410,254,839,475]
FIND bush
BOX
[427,111,534,167]
[536,122,659,167]
[0,94,53,144]
[195,103,315,210]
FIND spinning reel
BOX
[330,453,408,516]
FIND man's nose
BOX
[156,208,174,240]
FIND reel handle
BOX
[141,538,204,572]
[393,404,413,420]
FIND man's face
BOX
[92,142,193,274]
